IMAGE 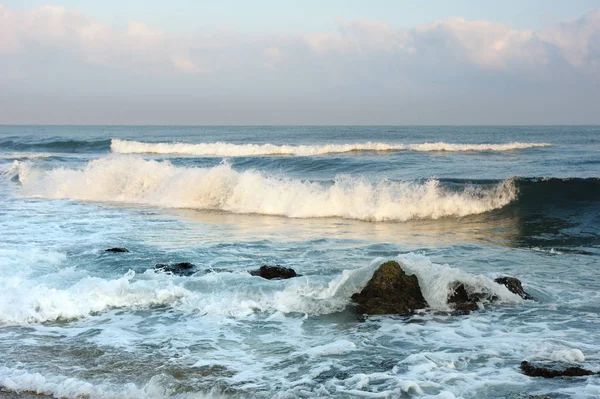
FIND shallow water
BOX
[0,126,599,398]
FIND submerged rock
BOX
[494,276,533,300]
[155,262,196,276]
[105,247,129,253]
[351,261,428,315]
[520,361,596,378]
[249,265,299,280]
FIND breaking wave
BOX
[13,156,516,222]
[110,139,550,157]
[0,137,110,153]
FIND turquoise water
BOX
[0,126,599,398]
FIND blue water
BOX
[0,126,599,398]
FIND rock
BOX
[105,247,129,253]
[447,277,533,313]
[494,276,533,300]
[351,261,428,315]
[520,361,596,378]
[249,265,299,280]
[155,262,196,276]
[447,282,496,314]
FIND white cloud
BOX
[1,3,599,77]
[171,56,199,73]
[538,8,600,69]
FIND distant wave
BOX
[13,155,516,222]
[0,137,110,153]
[0,152,54,160]
[110,139,551,157]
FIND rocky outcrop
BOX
[494,276,533,300]
[155,262,195,276]
[447,282,496,314]
[105,247,129,253]
[351,261,428,315]
[249,265,299,280]
[520,361,596,378]
[448,276,533,314]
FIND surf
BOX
[110,139,551,157]
[12,155,517,222]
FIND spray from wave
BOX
[111,139,550,157]
[14,155,516,222]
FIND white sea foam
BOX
[304,340,357,357]
[0,253,523,325]
[15,155,516,222]
[111,139,550,157]
[0,367,225,399]
[0,270,187,324]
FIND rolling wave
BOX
[13,155,516,222]
[110,139,551,157]
[0,137,110,153]
[0,152,54,160]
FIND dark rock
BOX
[495,276,533,300]
[351,261,428,315]
[554,248,593,256]
[155,262,196,276]
[520,361,596,378]
[105,247,129,253]
[447,282,496,314]
[249,265,299,280]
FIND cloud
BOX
[171,56,199,73]
[2,3,599,76]
[0,3,599,124]
[538,8,600,69]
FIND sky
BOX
[1,1,599,125]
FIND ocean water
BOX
[0,125,599,399]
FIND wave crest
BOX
[111,139,550,157]
[15,156,516,222]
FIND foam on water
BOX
[14,156,516,222]
[0,270,187,324]
[111,139,551,157]
[0,367,225,399]
[0,254,524,325]
[1,250,598,397]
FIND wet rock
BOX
[105,247,129,253]
[249,265,299,280]
[447,282,496,314]
[154,262,196,276]
[351,261,428,315]
[554,248,593,256]
[494,276,533,300]
[520,361,596,378]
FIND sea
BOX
[0,125,599,399]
